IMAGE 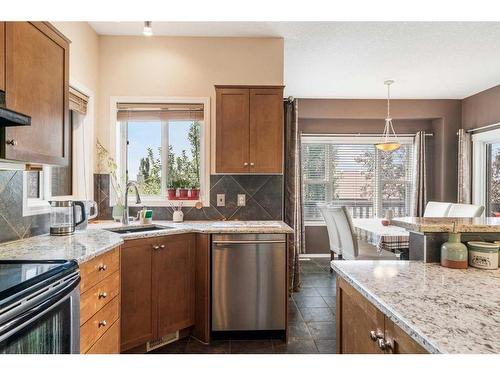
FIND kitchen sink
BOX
[104,225,174,234]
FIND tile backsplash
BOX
[94,173,283,221]
[0,170,49,244]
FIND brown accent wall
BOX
[298,98,462,254]
[462,84,500,130]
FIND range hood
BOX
[0,91,31,127]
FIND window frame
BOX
[472,127,500,216]
[111,96,210,207]
[301,135,415,225]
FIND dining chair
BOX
[447,203,485,218]
[423,201,452,217]
[320,205,399,263]
[318,203,342,265]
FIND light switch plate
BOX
[237,194,246,207]
[217,194,225,207]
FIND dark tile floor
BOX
[151,256,337,354]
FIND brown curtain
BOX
[284,97,303,293]
[457,129,472,204]
[412,130,427,216]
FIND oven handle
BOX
[0,274,80,338]
[213,240,286,245]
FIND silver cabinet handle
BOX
[153,245,160,250]
[370,329,383,341]
[250,162,255,166]
[160,244,166,249]
[243,162,249,166]
[98,264,107,271]
[98,292,107,299]
[98,320,107,328]
[377,338,393,351]
[6,139,17,146]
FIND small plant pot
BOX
[190,188,200,200]
[179,188,189,199]
[167,188,177,200]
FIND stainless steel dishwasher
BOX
[212,233,286,332]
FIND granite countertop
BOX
[0,229,124,264]
[0,221,292,264]
[331,260,500,354]
[88,220,293,240]
[392,216,500,233]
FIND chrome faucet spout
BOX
[122,181,142,225]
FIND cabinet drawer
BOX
[86,319,120,354]
[80,296,120,353]
[80,247,120,293]
[80,271,120,325]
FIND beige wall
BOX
[97,36,284,171]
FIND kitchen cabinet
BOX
[79,246,121,354]
[1,22,69,165]
[336,276,427,354]
[215,85,284,174]
[120,233,196,352]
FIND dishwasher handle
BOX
[212,240,286,245]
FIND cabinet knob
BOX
[377,338,393,351]
[160,244,166,249]
[6,139,17,147]
[98,320,107,328]
[98,292,107,299]
[243,162,249,166]
[370,329,383,341]
[153,245,160,250]
[98,264,107,271]
[250,162,255,166]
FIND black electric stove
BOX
[0,260,80,354]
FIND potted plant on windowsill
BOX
[167,180,178,200]
[189,183,200,200]
[178,178,190,199]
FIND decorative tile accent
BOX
[0,170,50,244]
[94,173,284,221]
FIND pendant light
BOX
[143,21,153,36]
[375,80,401,152]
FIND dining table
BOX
[351,218,410,258]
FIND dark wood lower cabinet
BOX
[120,233,201,352]
[336,276,428,354]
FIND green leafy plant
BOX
[96,139,124,206]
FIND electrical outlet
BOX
[237,194,246,207]
[217,194,225,207]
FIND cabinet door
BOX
[0,22,4,91]
[3,22,69,165]
[153,234,196,337]
[336,277,385,354]
[120,239,156,352]
[384,318,427,354]
[215,87,250,173]
[249,88,283,173]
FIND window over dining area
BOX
[302,136,415,222]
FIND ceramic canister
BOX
[467,242,499,270]
[440,233,468,269]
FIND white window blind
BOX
[302,137,415,222]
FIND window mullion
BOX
[161,121,169,196]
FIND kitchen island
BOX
[332,260,500,354]
[391,217,500,262]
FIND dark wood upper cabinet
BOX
[215,85,284,174]
[120,239,156,352]
[1,22,69,166]
[153,234,196,337]
[0,22,5,92]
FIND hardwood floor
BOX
[150,257,336,354]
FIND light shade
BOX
[375,142,401,152]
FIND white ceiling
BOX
[89,22,500,99]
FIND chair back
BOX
[318,203,342,255]
[447,203,485,218]
[423,201,452,217]
[327,206,359,260]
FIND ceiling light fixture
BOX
[375,80,401,152]
[143,21,153,36]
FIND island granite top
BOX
[392,216,500,233]
[331,260,500,354]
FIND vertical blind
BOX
[302,137,415,221]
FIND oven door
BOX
[0,272,80,354]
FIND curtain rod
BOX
[465,122,500,134]
[301,132,434,137]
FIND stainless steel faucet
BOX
[122,181,142,224]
